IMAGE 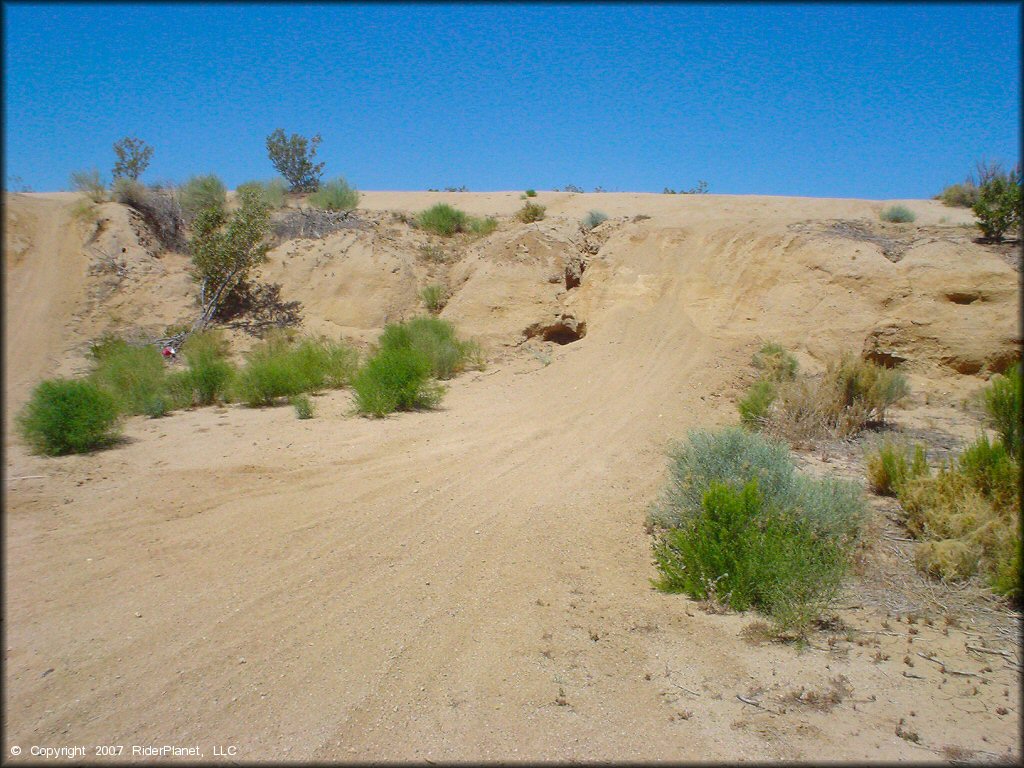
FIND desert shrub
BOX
[111,136,153,181]
[112,179,185,251]
[525,189,537,197]
[88,338,168,415]
[70,169,107,202]
[180,174,227,221]
[420,284,447,314]
[291,394,314,419]
[307,177,359,211]
[982,365,1021,457]
[352,346,444,417]
[17,378,120,455]
[70,198,99,225]
[973,166,1021,242]
[232,332,357,406]
[752,342,798,382]
[378,316,481,380]
[266,129,324,192]
[738,379,776,427]
[647,428,865,544]
[824,354,909,426]
[236,178,287,209]
[467,216,497,235]
[516,201,546,223]
[939,182,980,208]
[415,204,469,236]
[653,479,850,634]
[896,432,1020,595]
[180,331,235,405]
[880,205,916,223]
[581,210,608,231]
[866,440,930,496]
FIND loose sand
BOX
[3,191,1020,762]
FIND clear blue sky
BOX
[3,2,1020,197]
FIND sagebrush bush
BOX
[647,428,865,545]
[516,201,546,223]
[420,284,447,314]
[880,205,916,223]
[416,204,469,236]
[752,342,798,382]
[18,378,120,455]
[180,174,227,221]
[89,339,169,415]
[307,177,359,211]
[653,479,851,634]
[378,316,481,380]
[236,178,287,209]
[232,332,357,406]
[70,169,107,202]
[866,440,930,496]
[352,346,444,417]
[581,210,608,231]
[738,379,776,427]
[982,365,1021,457]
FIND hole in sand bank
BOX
[524,315,587,345]
[945,291,983,305]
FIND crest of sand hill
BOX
[3,190,1019,410]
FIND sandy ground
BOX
[3,191,1021,762]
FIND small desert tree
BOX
[112,136,153,181]
[266,129,324,192]
[973,164,1022,242]
[189,187,271,331]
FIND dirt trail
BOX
[3,192,1019,762]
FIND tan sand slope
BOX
[3,191,1020,762]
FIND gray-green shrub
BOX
[291,394,314,419]
[880,205,916,223]
[581,210,608,231]
[516,201,546,223]
[17,378,120,455]
[236,178,288,209]
[420,284,447,314]
[752,342,798,382]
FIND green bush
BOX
[467,216,497,235]
[415,204,469,236]
[525,189,537,197]
[822,353,909,431]
[581,210,608,231]
[291,394,314,419]
[516,201,546,223]
[232,332,357,406]
[352,346,444,417]
[973,168,1021,242]
[378,316,480,380]
[17,378,120,455]
[647,428,865,544]
[307,177,359,211]
[982,365,1021,457]
[957,433,1019,508]
[866,440,930,495]
[653,479,850,634]
[266,129,324,192]
[70,169,107,202]
[180,331,235,406]
[880,205,916,223]
[237,178,287,209]
[88,339,168,415]
[420,284,447,314]
[752,342,798,382]
[180,174,227,221]
[738,379,776,427]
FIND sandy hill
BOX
[3,190,1020,761]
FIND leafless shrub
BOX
[271,207,362,242]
